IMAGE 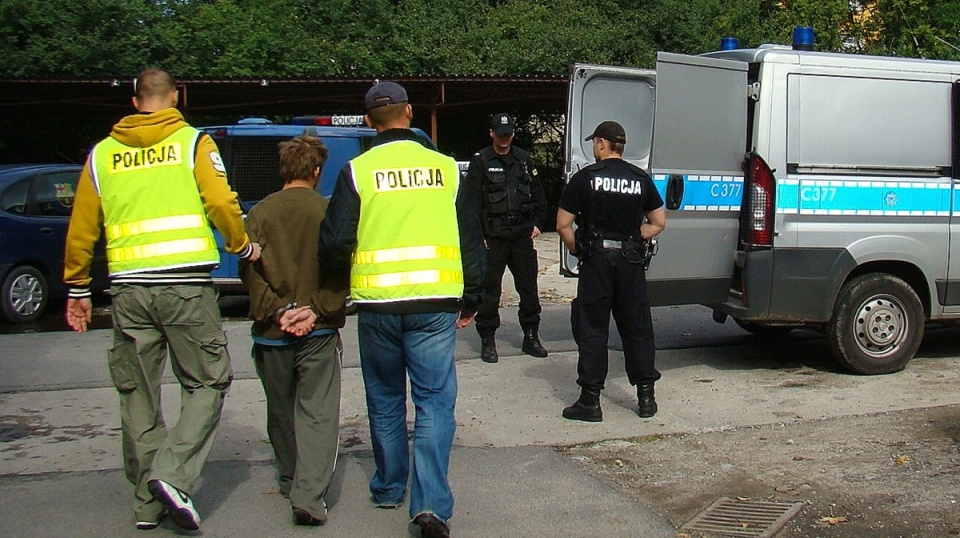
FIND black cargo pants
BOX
[571,248,661,391]
[475,235,542,338]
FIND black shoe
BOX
[521,328,548,357]
[293,506,327,526]
[562,400,603,422]
[411,512,450,538]
[637,382,658,418]
[147,479,200,531]
[562,387,603,422]
[480,336,498,363]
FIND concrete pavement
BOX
[0,233,682,538]
[6,233,960,537]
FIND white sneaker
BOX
[147,479,201,531]
[135,510,166,530]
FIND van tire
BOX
[827,274,923,375]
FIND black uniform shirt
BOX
[558,158,663,238]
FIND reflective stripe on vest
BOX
[105,214,206,241]
[92,126,221,275]
[348,139,463,303]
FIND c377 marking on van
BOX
[776,178,951,216]
[652,174,743,211]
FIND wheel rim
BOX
[9,273,43,317]
[852,293,908,359]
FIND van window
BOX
[787,75,951,172]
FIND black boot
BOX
[562,388,603,422]
[637,382,657,418]
[480,336,498,363]
[521,327,548,357]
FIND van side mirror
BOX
[666,174,684,210]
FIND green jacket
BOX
[240,187,348,340]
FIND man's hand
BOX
[531,226,541,239]
[456,309,476,329]
[278,305,316,337]
[246,242,262,262]
[66,298,92,334]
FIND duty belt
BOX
[600,239,629,250]
[488,213,526,226]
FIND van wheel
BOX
[1,265,48,323]
[827,274,922,375]
[733,318,793,337]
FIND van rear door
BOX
[561,57,749,306]
[560,63,656,276]
[647,52,750,306]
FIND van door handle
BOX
[666,174,684,210]
[39,227,54,234]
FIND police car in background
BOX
[200,116,434,290]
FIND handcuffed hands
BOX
[278,305,316,337]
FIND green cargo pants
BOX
[108,283,232,523]
[253,332,342,518]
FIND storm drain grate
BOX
[680,497,804,537]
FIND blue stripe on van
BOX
[652,174,744,211]
[776,179,951,216]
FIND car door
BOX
[26,169,83,291]
[562,57,748,307]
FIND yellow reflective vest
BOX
[349,140,464,303]
[91,126,220,275]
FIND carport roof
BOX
[0,74,568,117]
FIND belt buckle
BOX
[601,239,621,249]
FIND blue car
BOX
[200,117,434,290]
[0,164,107,323]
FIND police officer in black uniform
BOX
[556,121,666,422]
[466,113,549,363]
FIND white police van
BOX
[562,28,960,374]
[201,116,435,290]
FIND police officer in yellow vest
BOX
[319,81,485,538]
[64,68,260,532]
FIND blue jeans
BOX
[357,310,458,522]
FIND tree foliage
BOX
[3,0,958,79]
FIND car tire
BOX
[0,265,48,323]
[826,273,923,375]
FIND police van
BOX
[562,28,960,374]
[200,116,434,289]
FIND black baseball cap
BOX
[490,113,514,136]
[584,120,626,144]
[364,81,408,110]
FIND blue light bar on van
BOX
[291,115,366,127]
[792,26,815,51]
[720,37,740,51]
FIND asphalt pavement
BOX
[0,234,682,538]
[6,234,960,537]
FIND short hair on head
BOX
[134,68,177,101]
[610,141,625,154]
[366,102,407,128]
[277,135,329,184]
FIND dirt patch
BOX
[560,405,960,537]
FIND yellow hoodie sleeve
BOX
[194,134,252,256]
[63,159,103,296]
